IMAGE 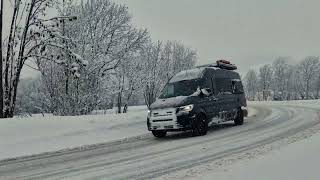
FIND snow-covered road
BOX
[0,101,319,179]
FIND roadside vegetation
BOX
[244,57,320,101]
[0,0,197,117]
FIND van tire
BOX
[192,114,208,136]
[234,108,244,125]
[152,130,167,138]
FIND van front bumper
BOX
[147,109,195,131]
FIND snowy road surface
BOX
[0,101,320,179]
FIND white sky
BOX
[115,0,320,74]
[3,0,320,76]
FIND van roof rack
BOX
[197,60,237,70]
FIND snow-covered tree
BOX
[114,53,145,113]
[142,41,197,108]
[244,69,258,101]
[299,56,319,99]
[0,0,82,118]
[244,57,320,101]
[38,0,148,115]
[1,0,198,116]
[272,57,289,100]
[142,41,164,108]
[15,76,50,116]
[292,66,305,99]
[259,64,272,100]
[315,74,320,99]
[0,0,4,118]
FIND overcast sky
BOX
[4,0,320,76]
[115,0,320,74]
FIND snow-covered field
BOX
[251,99,320,109]
[195,132,320,180]
[0,106,148,160]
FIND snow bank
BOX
[0,106,148,160]
[249,99,320,109]
[196,131,320,180]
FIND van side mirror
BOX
[201,88,213,96]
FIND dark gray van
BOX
[147,60,248,138]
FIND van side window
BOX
[231,79,244,94]
[202,77,213,96]
[216,78,232,93]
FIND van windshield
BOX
[159,80,200,99]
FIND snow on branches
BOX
[5,0,198,117]
[0,0,83,118]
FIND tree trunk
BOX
[117,91,122,114]
[306,80,309,100]
[2,0,35,118]
[123,104,128,113]
[4,1,19,116]
[0,0,3,118]
[123,88,134,113]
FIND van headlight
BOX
[177,104,194,113]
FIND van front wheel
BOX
[192,114,208,136]
[152,130,167,138]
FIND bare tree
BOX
[244,57,320,101]
[300,56,319,99]
[284,64,295,100]
[115,53,145,113]
[1,0,80,118]
[2,0,197,116]
[143,41,163,108]
[244,69,258,101]
[0,0,3,118]
[161,41,197,82]
[15,76,50,116]
[38,0,148,115]
[272,57,289,100]
[259,64,272,100]
[292,67,305,99]
[315,74,320,99]
[142,41,197,108]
